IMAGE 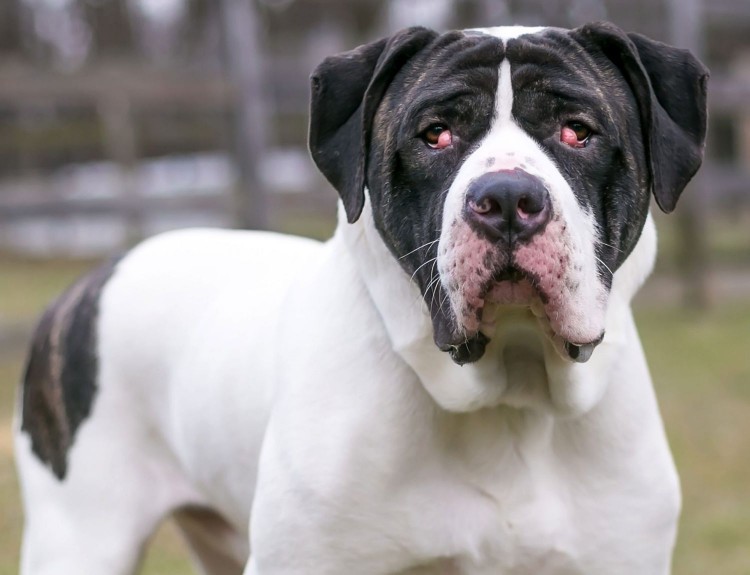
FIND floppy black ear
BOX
[309,27,438,223]
[575,22,709,213]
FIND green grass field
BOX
[1,254,748,574]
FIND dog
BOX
[15,21,707,575]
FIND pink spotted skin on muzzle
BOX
[440,222,508,335]
[440,211,607,351]
[512,215,606,346]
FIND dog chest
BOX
[384,417,595,573]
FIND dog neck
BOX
[335,196,657,417]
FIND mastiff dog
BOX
[15,21,707,575]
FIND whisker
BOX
[410,256,438,283]
[598,240,625,255]
[410,260,442,311]
[439,287,451,311]
[426,267,442,309]
[426,266,440,294]
[399,239,440,260]
[594,255,614,277]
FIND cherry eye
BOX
[423,124,452,149]
[561,122,592,148]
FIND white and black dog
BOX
[15,22,707,575]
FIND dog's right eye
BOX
[422,124,452,149]
[561,121,592,148]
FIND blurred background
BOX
[0,0,748,573]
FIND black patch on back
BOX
[20,257,120,480]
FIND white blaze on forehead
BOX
[439,57,551,238]
[496,59,513,125]
[467,26,547,128]
[437,39,608,349]
[467,26,547,42]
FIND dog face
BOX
[310,23,707,366]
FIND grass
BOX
[654,211,750,271]
[0,254,96,324]
[0,256,194,574]
[638,303,750,574]
[0,255,748,573]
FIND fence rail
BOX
[0,190,336,220]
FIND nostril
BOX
[464,170,551,242]
[469,197,498,215]
[517,196,530,217]
[517,195,544,218]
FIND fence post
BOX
[220,0,270,231]
[99,90,143,246]
[667,0,711,308]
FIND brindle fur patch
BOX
[20,257,120,480]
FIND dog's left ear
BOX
[574,22,709,213]
[309,27,438,223]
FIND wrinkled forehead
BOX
[405,26,622,98]
[466,25,548,41]
[390,26,630,140]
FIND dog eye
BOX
[422,124,452,149]
[561,121,592,148]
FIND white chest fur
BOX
[247,217,679,575]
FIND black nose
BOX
[464,169,551,243]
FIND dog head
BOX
[309,23,707,368]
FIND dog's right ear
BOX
[309,27,438,223]
[574,22,709,214]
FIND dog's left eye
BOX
[561,121,592,148]
[422,124,452,149]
